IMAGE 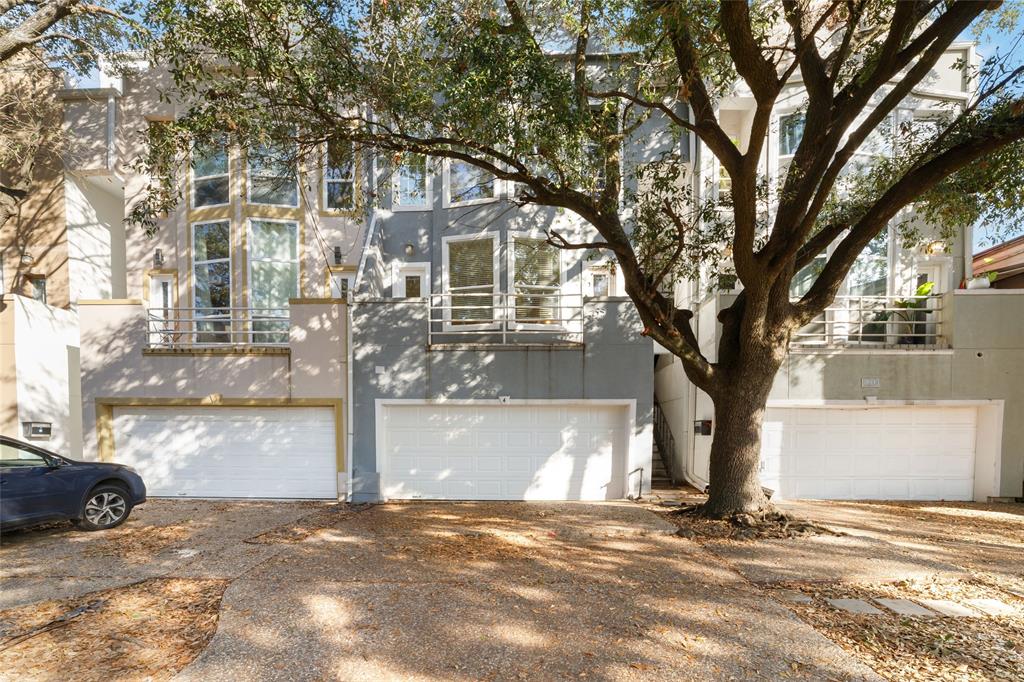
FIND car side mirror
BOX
[46,458,64,468]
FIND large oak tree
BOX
[134,0,1024,516]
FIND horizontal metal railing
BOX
[146,307,290,348]
[428,291,584,345]
[791,295,944,348]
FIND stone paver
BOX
[916,599,981,617]
[775,589,813,604]
[964,598,1017,616]
[827,598,884,615]
[873,598,936,617]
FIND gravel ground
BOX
[4,496,1022,681]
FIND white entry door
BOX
[760,406,977,500]
[380,402,631,500]
[111,406,338,498]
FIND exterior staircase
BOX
[652,397,680,489]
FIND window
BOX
[148,274,175,346]
[779,114,804,156]
[248,142,298,206]
[511,237,561,325]
[790,253,828,298]
[446,159,495,206]
[393,154,429,209]
[248,219,299,343]
[392,262,429,298]
[445,237,497,325]
[847,230,889,296]
[324,140,356,210]
[0,442,49,468]
[28,276,46,304]
[192,136,230,208]
[592,273,610,298]
[192,221,231,343]
[329,271,354,301]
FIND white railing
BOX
[791,295,944,348]
[146,307,290,349]
[428,291,584,345]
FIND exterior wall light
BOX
[403,243,415,257]
[153,248,165,267]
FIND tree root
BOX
[667,503,842,541]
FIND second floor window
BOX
[248,142,298,207]
[446,236,496,324]
[447,159,495,205]
[192,221,231,342]
[779,114,804,156]
[324,140,356,210]
[192,136,229,208]
[248,219,299,343]
[512,237,560,324]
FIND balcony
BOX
[427,292,584,346]
[146,307,290,349]
[791,295,945,350]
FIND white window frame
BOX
[507,231,567,330]
[441,232,500,331]
[392,154,432,212]
[147,273,175,345]
[322,140,357,212]
[191,137,230,209]
[246,218,300,342]
[391,261,430,298]
[586,262,616,298]
[328,270,355,302]
[246,143,299,208]
[442,158,500,208]
[777,111,804,159]
[191,220,233,343]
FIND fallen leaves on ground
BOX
[390,530,537,561]
[0,578,228,682]
[661,504,842,542]
[776,578,1024,681]
[245,504,368,544]
[81,524,194,562]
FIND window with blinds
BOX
[513,238,560,324]
[447,238,495,323]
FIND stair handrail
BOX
[652,397,679,485]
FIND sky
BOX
[964,12,1024,252]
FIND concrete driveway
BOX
[0,499,883,681]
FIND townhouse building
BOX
[5,39,1022,504]
[655,42,1024,502]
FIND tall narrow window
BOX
[248,219,299,343]
[847,231,889,296]
[28,276,47,304]
[192,136,229,208]
[446,238,495,324]
[324,140,356,210]
[779,114,804,156]
[248,142,298,206]
[394,154,428,208]
[192,221,231,343]
[447,159,495,205]
[148,274,174,346]
[329,271,353,301]
[512,238,560,324]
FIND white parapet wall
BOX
[0,295,82,457]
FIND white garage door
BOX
[380,403,630,500]
[112,406,338,498]
[761,406,976,500]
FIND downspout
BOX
[106,93,116,172]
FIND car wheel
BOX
[76,484,133,531]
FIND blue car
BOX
[0,436,146,531]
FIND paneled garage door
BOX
[760,406,977,500]
[380,402,630,500]
[111,406,338,498]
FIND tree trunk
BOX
[702,357,779,518]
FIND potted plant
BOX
[891,281,936,344]
[967,271,998,289]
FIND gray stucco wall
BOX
[350,298,654,501]
[770,291,1024,498]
